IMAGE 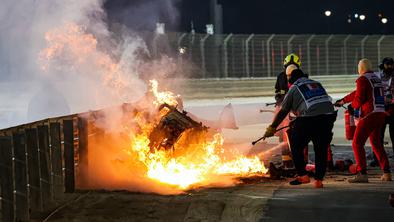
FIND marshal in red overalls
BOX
[342,72,391,174]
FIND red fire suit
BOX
[342,72,390,173]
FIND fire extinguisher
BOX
[344,109,356,140]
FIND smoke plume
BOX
[0,0,181,128]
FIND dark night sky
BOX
[104,0,394,34]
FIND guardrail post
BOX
[245,34,254,77]
[77,117,89,189]
[316,45,321,75]
[325,35,334,75]
[188,33,195,61]
[377,35,386,64]
[287,35,296,54]
[152,34,158,58]
[177,33,187,49]
[63,120,75,193]
[261,39,265,77]
[37,125,52,210]
[361,35,369,58]
[177,32,187,64]
[223,33,233,78]
[12,132,29,221]
[306,34,315,76]
[200,34,210,78]
[49,122,63,199]
[251,37,256,76]
[25,128,42,212]
[267,34,275,77]
[0,136,14,222]
[343,35,351,74]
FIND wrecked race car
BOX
[148,103,208,152]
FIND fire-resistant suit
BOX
[275,71,289,104]
[267,71,336,182]
[342,72,391,173]
[276,74,334,171]
[380,69,394,154]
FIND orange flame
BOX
[149,79,178,107]
[126,83,268,190]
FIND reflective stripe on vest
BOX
[363,73,385,113]
[294,78,331,109]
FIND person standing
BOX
[380,58,394,156]
[370,57,394,166]
[273,54,301,168]
[335,59,392,182]
[264,68,336,188]
[274,53,301,105]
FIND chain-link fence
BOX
[154,33,394,78]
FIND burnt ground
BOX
[38,178,281,222]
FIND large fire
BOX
[125,80,267,189]
[39,22,267,193]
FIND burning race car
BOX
[148,103,208,152]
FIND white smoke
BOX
[0,0,106,78]
[0,0,181,128]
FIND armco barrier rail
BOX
[0,114,88,221]
[0,104,137,222]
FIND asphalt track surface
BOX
[262,171,394,222]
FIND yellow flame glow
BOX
[149,79,178,107]
[128,86,268,190]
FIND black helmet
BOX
[379,57,394,70]
[288,69,307,84]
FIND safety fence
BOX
[154,33,394,78]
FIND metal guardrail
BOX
[0,103,137,221]
[0,114,86,222]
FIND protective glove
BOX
[263,125,276,139]
[334,99,344,107]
